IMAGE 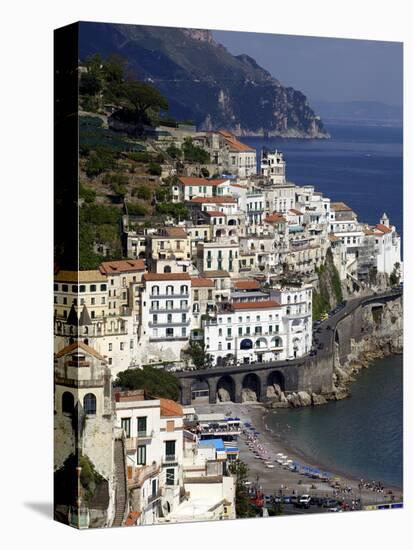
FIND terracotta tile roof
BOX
[189,196,236,204]
[125,511,141,526]
[331,202,353,212]
[55,341,105,361]
[202,270,230,278]
[232,299,281,310]
[99,259,145,275]
[265,214,286,223]
[233,280,261,290]
[178,176,228,187]
[218,130,256,152]
[230,183,248,189]
[191,277,215,288]
[218,129,233,138]
[153,227,188,238]
[205,210,225,217]
[143,272,191,282]
[228,141,256,152]
[55,270,107,283]
[289,208,303,215]
[160,398,183,417]
[375,224,392,234]
[328,234,341,242]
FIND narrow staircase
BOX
[112,439,128,527]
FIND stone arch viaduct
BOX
[176,290,402,405]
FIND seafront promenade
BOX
[193,402,402,509]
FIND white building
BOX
[172,176,231,203]
[217,130,257,178]
[371,214,401,276]
[115,390,184,525]
[329,202,365,277]
[196,241,240,277]
[203,282,312,366]
[260,149,286,184]
[139,272,192,364]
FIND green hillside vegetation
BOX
[115,366,180,401]
[77,55,199,269]
[312,250,344,320]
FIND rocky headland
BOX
[79,23,329,138]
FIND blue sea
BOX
[244,124,403,246]
[266,355,403,488]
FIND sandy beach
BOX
[194,401,403,507]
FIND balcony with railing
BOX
[149,320,191,328]
[147,488,162,504]
[128,462,160,488]
[150,293,189,300]
[149,306,189,314]
[125,431,155,452]
[149,335,188,342]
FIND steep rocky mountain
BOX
[79,23,329,138]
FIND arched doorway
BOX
[216,375,235,402]
[240,338,253,350]
[242,373,261,402]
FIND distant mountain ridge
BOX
[313,100,402,125]
[79,23,329,139]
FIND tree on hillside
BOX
[113,81,168,134]
[115,366,180,401]
[182,341,213,370]
[389,262,401,287]
[182,137,210,164]
[79,72,102,97]
[166,144,182,159]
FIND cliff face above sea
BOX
[79,23,329,138]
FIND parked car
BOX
[311,496,324,506]
[297,495,312,508]
[322,498,339,508]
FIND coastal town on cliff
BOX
[54,23,403,528]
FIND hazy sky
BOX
[213,31,403,106]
